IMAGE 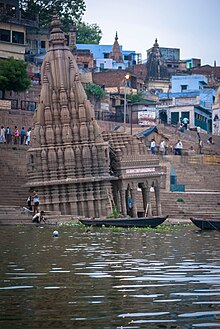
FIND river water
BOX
[0,224,220,329]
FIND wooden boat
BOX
[190,217,220,230]
[79,215,168,228]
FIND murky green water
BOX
[0,224,220,329]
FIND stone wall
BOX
[0,109,122,132]
[0,109,34,130]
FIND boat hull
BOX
[190,217,220,230]
[79,216,168,228]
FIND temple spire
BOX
[109,31,123,63]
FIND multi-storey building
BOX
[0,0,38,60]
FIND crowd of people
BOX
[150,138,184,156]
[0,125,31,145]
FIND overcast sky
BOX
[83,0,219,66]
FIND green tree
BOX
[19,0,86,30]
[84,83,105,108]
[85,83,105,100]
[127,91,146,103]
[0,58,31,99]
[76,22,102,44]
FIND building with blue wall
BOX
[171,75,208,93]
[157,75,214,132]
[76,43,137,70]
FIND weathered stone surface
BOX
[26,14,114,217]
[26,15,166,219]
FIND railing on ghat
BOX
[187,155,220,165]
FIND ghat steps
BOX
[0,142,220,224]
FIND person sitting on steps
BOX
[32,211,46,224]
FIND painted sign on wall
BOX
[138,107,156,126]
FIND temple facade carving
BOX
[27,14,113,217]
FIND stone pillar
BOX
[112,183,120,212]
[155,185,162,216]
[142,186,147,214]
[146,187,152,217]
[120,188,127,216]
[130,187,138,218]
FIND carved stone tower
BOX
[27,14,113,217]
[109,32,124,63]
[146,38,169,80]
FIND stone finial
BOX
[154,38,159,47]
[49,13,66,46]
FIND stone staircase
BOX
[0,144,29,206]
[1,139,220,225]
[131,123,220,156]
[0,206,78,225]
[155,192,220,222]
[163,155,220,192]
[158,154,220,221]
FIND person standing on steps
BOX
[26,128,31,145]
[174,140,183,155]
[182,117,189,130]
[159,140,166,155]
[0,126,6,143]
[33,191,39,214]
[198,139,203,154]
[5,127,12,144]
[27,193,32,211]
[14,126,19,145]
[150,138,156,154]
[196,126,201,141]
[20,127,26,145]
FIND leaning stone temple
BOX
[27,15,166,218]
[146,38,169,81]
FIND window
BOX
[124,55,132,61]
[12,31,24,44]
[0,29,10,42]
[40,40,46,48]
[181,85,188,92]
[104,53,109,59]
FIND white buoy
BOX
[53,230,59,237]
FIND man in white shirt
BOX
[174,140,183,155]
[150,139,156,154]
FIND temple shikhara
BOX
[27,15,166,218]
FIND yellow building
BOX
[0,0,38,60]
[0,21,26,60]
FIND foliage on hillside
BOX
[84,83,105,101]
[19,0,102,43]
[76,22,102,44]
[0,58,31,99]
[127,91,147,103]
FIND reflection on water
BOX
[0,225,220,329]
